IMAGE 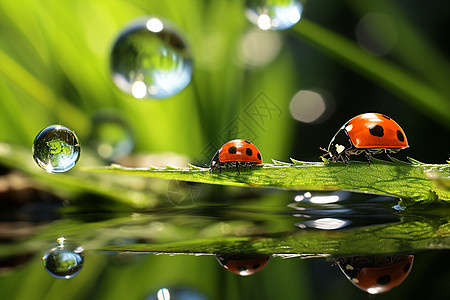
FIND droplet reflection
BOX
[246,0,303,30]
[111,17,193,99]
[42,237,84,279]
[33,125,81,173]
[146,18,164,33]
[145,287,209,300]
[290,191,401,230]
[303,217,349,230]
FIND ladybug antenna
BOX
[319,147,331,161]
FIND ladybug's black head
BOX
[327,128,353,159]
[209,150,220,168]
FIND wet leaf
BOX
[85,158,450,204]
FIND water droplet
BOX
[42,239,84,279]
[111,17,193,99]
[246,0,303,30]
[393,203,406,211]
[33,125,81,173]
[89,111,134,162]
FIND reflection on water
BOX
[216,254,270,276]
[42,237,84,279]
[0,179,448,298]
[335,254,414,294]
[287,190,401,230]
[145,287,209,300]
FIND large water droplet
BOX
[111,17,193,99]
[42,238,84,279]
[33,125,81,173]
[246,0,303,30]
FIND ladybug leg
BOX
[365,151,372,166]
[210,164,219,173]
[320,148,333,162]
[338,152,348,164]
[343,154,349,165]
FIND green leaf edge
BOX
[84,157,450,204]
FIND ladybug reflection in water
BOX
[216,254,270,276]
[336,255,414,294]
[322,113,409,164]
[210,139,263,174]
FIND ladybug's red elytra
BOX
[336,255,414,294]
[323,113,409,163]
[210,139,262,173]
[216,254,270,276]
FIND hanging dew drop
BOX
[42,238,84,279]
[32,125,80,173]
[246,0,303,30]
[111,17,193,99]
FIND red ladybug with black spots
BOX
[210,139,263,173]
[216,254,270,276]
[336,255,414,294]
[322,113,409,163]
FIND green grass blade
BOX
[0,49,90,135]
[291,19,450,128]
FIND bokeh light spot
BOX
[289,90,326,123]
[238,28,282,67]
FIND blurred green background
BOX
[0,0,448,166]
[0,0,449,299]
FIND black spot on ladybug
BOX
[244,140,251,144]
[228,146,237,154]
[257,153,261,160]
[237,266,247,271]
[377,275,391,285]
[246,148,253,156]
[381,114,391,120]
[369,124,384,137]
[403,262,411,273]
[396,130,405,142]
[252,263,260,269]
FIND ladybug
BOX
[336,255,414,294]
[210,139,262,173]
[216,254,270,276]
[322,113,408,163]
